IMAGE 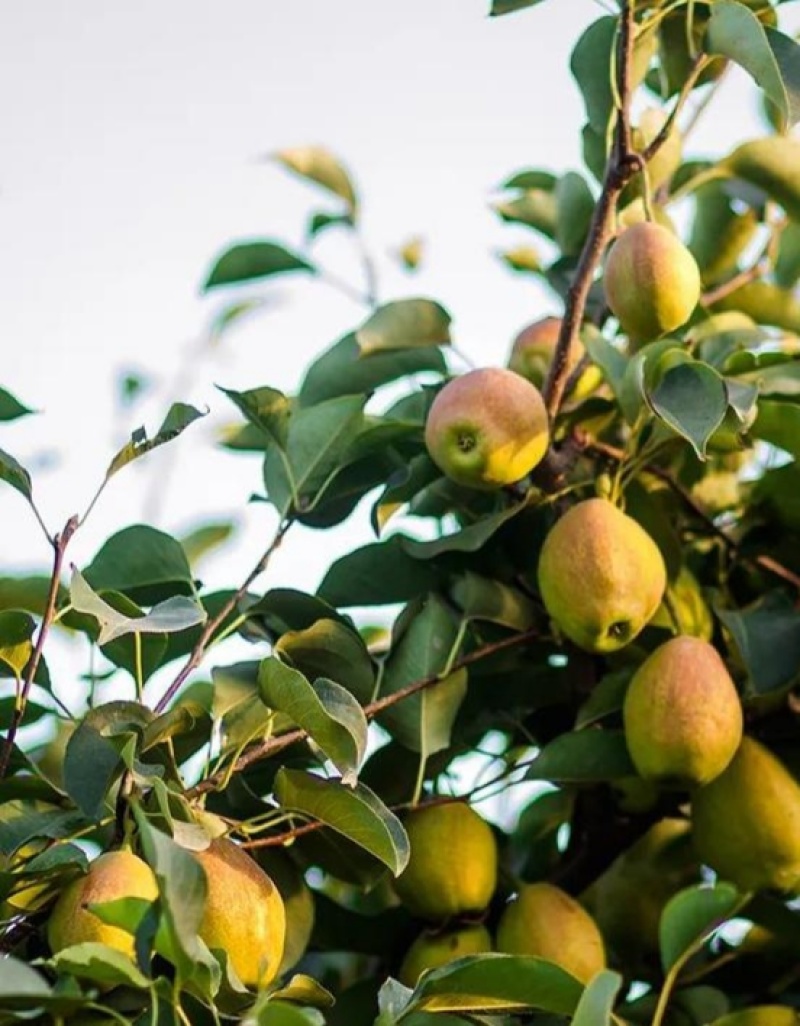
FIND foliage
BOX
[3,2,800,1024]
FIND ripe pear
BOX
[692,737,800,894]
[623,637,743,788]
[47,850,158,958]
[710,1008,799,1026]
[537,498,667,653]
[424,367,549,490]
[393,802,498,921]
[603,223,701,343]
[496,882,605,984]
[193,837,286,988]
[398,924,492,986]
[508,317,602,400]
[588,819,701,968]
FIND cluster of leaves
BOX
[3,1,800,1024]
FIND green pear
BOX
[710,1008,799,1026]
[508,317,602,399]
[623,636,743,787]
[424,367,549,490]
[603,223,701,343]
[630,108,683,194]
[692,737,800,894]
[537,498,667,653]
[398,924,492,986]
[724,136,800,222]
[394,802,498,921]
[496,882,605,984]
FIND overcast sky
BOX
[1,1,796,716]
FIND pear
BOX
[394,802,498,921]
[253,847,315,974]
[424,367,549,490]
[193,837,286,988]
[631,108,683,194]
[537,498,667,653]
[623,637,743,787]
[508,317,602,400]
[710,1008,799,1026]
[496,882,605,984]
[692,737,800,894]
[724,136,800,222]
[588,818,701,969]
[47,850,158,958]
[712,280,800,334]
[603,223,701,343]
[398,924,492,986]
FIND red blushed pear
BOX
[424,367,549,490]
[603,222,701,345]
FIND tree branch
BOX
[0,516,78,778]
[154,518,292,714]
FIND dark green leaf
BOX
[489,0,546,14]
[0,386,34,423]
[275,146,358,212]
[258,657,367,782]
[106,403,205,479]
[0,447,33,503]
[355,299,451,355]
[526,730,636,783]
[204,241,315,290]
[402,500,528,559]
[275,618,375,705]
[84,525,195,605]
[274,769,409,875]
[715,591,800,697]
[63,722,124,820]
[575,670,632,729]
[372,456,441,535]
[648,361,728,459]
[659,882,742,974]
[555,171,595,256]
[307,210,354,238]
[0,610,35,677]
[450,573,536,630]
[318,536,442,607]
[219,385,291,448]
[570,17,616,134]
[500,169,557,191]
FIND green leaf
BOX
[106,403,205,480]
[526,730,636,783]
[307,210,354,238]
[705,3,800,127]
[258,657,367,783]
[254,1002,326,1026]
[70,568,206,645]
[0,447,33,503]
[209,297,271,343]
[274,146,358,212]
[180,521,235,569]
[274,768,409,875]
[571,969,623,1026]
[580,328,626,400]
[50,942,150,989]
[494,191,558,238]
[489,0,546,14]
[501,169,558,191]
[647,361,728,459]
[84,525,195,605]
[299,334,445,407]
[402,499,528,559]
[355,298,452,355]
[0,386,34,423]
[571,17,616,135]
[555,171,595,256]
[219,385,291,448]
[378,594,467,755]
[659,883,742,974]
[575,670,632,729]
[752,398,800,458]
[715,591,800,697]
[275,618,375,705]
[318,536,442,607]
[372,456,442,535]
[449,573,536,631]
[0,610,35,677]
[407,954,583,1016]
[0,956,52,1004]
[63,721,124,820]
[70,588,168,682]
[204,241,315,290]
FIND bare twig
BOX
[187,625,540,798]
[0,515,79,777]
[154,518,292,714]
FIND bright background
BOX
[1,1,797,720]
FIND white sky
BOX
[1,1,797,715]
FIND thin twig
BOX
[154,518,292,714]
[0,515,78,777]
[187,625,540,798]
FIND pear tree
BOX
[4,2,800,1024]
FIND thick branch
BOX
[0,516,78,778]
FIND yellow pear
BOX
[47,850,158,958]
[398,924,492,986]
[393,802,497,922]
[603,223,701,343]
[623,637,743,787]
[193,837,286,989]
[496,882,605,984]
[253,847,315,974]
[631,108,683,194]
[710,1008,799,1026]
[692,737,800,894]
[424,367,549,490]
[537,498,667,653]
[588,819,701,968]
